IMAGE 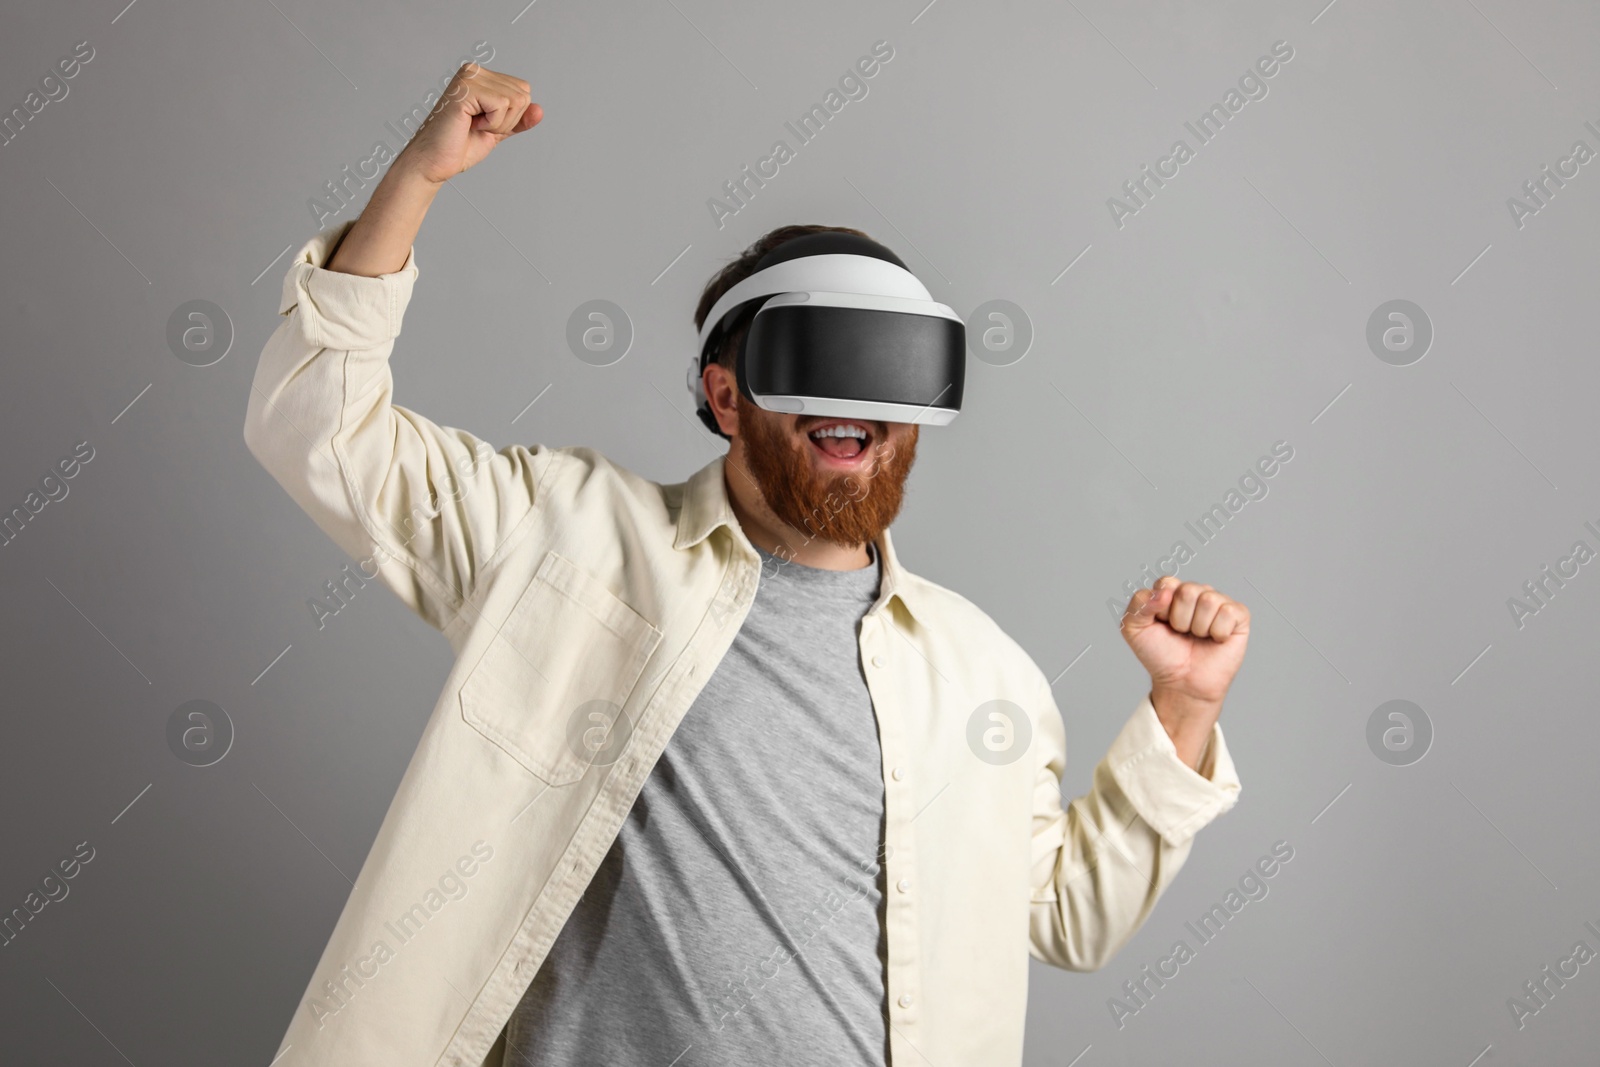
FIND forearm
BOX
[1028,692,1241,970]
[326,158,443,278]
[1030,761,1194,971]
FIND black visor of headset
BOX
[689,233,966,436]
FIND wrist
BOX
[389,149,448,191]
[381,159,446,202]
[1149,687,1221,771]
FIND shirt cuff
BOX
[277,218,419,350]
[1104,692,1241,848]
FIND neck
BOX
[722,461,873,572]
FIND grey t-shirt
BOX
[503,542,890,1066]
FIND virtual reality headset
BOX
[689,232,966,437]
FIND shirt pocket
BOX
[459,550,663,786]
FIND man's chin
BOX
[776,451,911,547]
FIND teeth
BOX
[809,424,868,440]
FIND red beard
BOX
[733,391,919,549]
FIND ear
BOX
[703,362,741,438]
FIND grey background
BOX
[1,0,1596,1064]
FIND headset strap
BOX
[696,254,934,359]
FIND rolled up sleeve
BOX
[1028,682,1241,972]
[1105,693,1241,849]
[244,220,549,633]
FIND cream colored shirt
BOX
[244,219,1242,1067]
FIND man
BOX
[245,63,1248,1067]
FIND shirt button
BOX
[871,654,886,668]
[898,993,914,1009]
[891,767,905,781]
[896,878,911,893]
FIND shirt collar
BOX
[673,454,924,625]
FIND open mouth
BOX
[805,419,876,466]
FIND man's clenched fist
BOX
[397,63,543,185]
[321,66,541,279]
[1120,577,1251,772]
